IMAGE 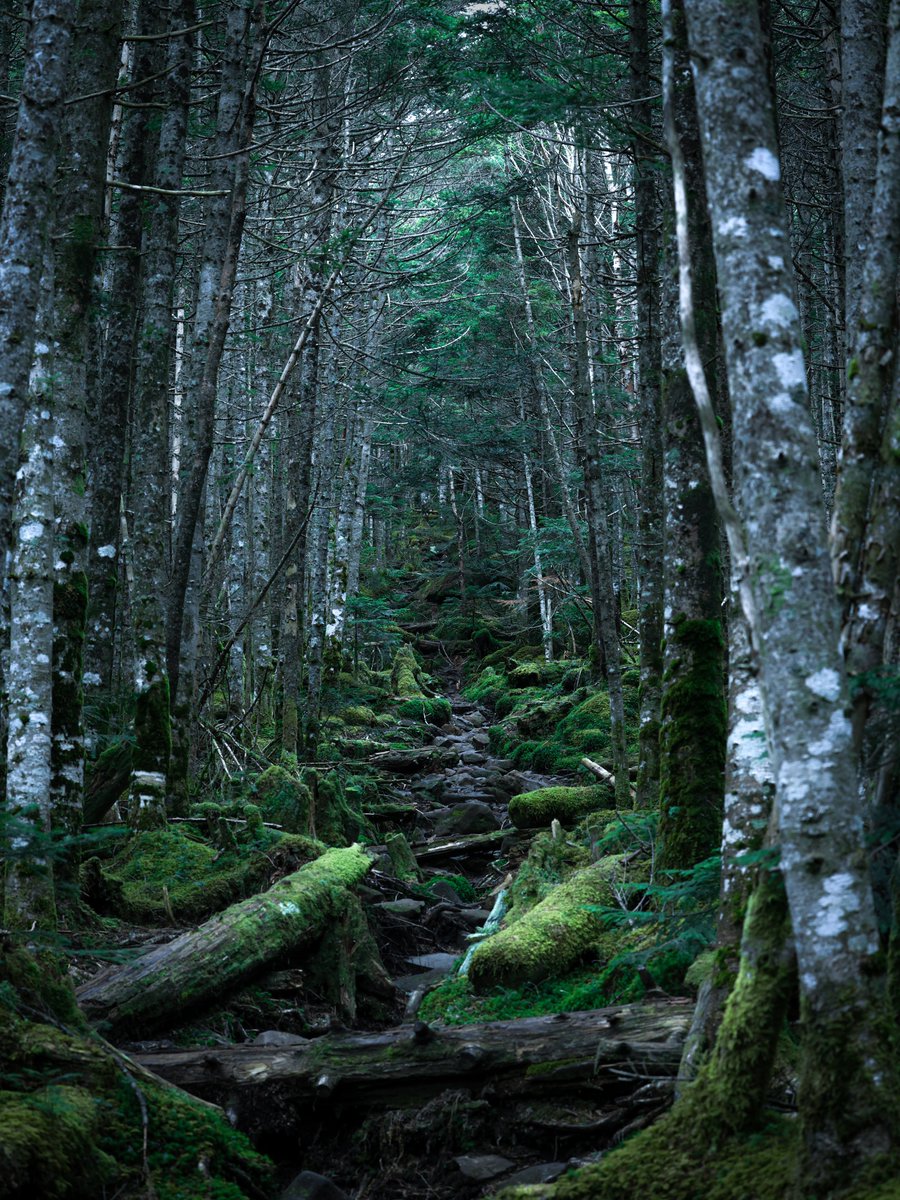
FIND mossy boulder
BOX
[467,856,626,993]
[507,830,591,917]
[396,696,451,724]
[507,659,570,689]
[343,704,378,726]
[252,765,313,833]
[509,786,613,829]
[385,831,422,882]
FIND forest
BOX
[0,0,898,1197]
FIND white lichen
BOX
[744,147,781,181]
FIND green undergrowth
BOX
[415,873,481,903]
[469,659,640,777]
[419,944,692,1027]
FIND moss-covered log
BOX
[83,740,133,824]
[77,846,372,1034]
[468,857,624,993]
[134,1002,690,1110]
[508,785,613,829]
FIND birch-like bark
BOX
[4,401,55,930]
[0,0,72,589]
[682,0,893,1178]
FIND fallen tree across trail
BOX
[133,1000,691,1109]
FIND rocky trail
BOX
[89,666,690,1200]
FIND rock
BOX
[491,759,516,772]
[376,898,425,917]
[393,968,449,992]
[454,1155,515,1181]
[459,907,492,924]
[504,1163,568,1186]
[433,800,500,837]
[253,1030,309,1047]
[471,730,491,749]
[281,1171,349,1200]
[460,749,486,765]
[428,879,464,904]
[466,711,486,728]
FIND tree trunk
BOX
[681,0,895,1182]
[0,0,73,586]
[133,1001,691,1109]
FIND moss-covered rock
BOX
[342,704,378,726]
[509,786,613,829]
[467,856,625,993]
[506,830,591,917]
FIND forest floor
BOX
[58,642,693,1200]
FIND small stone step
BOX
[405,952,459,972]
[454,1155,515,1181]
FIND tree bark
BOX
[681,0,895,1182]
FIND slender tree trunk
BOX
[630,0,665,810]
[127,0,194,828]
[656,10,726,875]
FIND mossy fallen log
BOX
[467,857,624,993]
[77,846,373,1034]
[83,740,133,823]
[133,1001,690,1110]
[508,786,613,829]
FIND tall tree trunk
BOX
[681,0,895,1182]
[48,0,124,868]
[656,11,726,875]
[630,0,665,810]
[0,0,73,588]
[127,0,195,828]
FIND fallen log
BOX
[133,1001,690,1110]
[581,756,637,801]
[414,829,510,862]
[77,845,373,1034]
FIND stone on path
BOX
[454,1155,515,1181]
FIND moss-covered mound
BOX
[391,644,426,697]
[86,824,324,924]
[0,1017,273,1200]
[509,786,613,829]
[467,856,625,993]
[506,830,591,916]
[396,695,452,724]
[252,764,313,833]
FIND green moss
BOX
[468,856,626,993]
[506,831,591,916]
[509,787,613,829]
[657,616,726,873]
[416,873,479,903]
[252,764,313,833]
[385,831,422,882]
[396,696,452,724]
[0,1084,109,1198]
[343,704,378,726]
[391,644,425,697]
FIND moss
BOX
[509,786,613,829]
[506,831,592,916]
[0,1084,110,1198]
[657,616,726,873]
[396,696,452,724]
[468,856,626,993]
[464,665,509,707]
[343,704,378,726]
[416,873,479,903]
[507,660,570,689]
[300,767,367,845]
[391,644,426,697]
[385,831,422,882]
[252,764,313,834]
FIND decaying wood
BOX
[133,1001,690,1109]
[77,846,373,1034]
[414,829,510,861]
